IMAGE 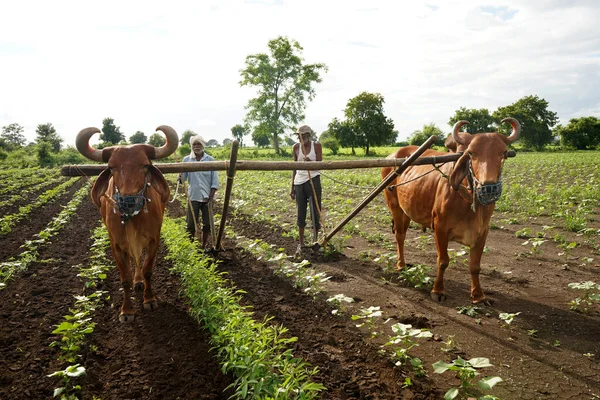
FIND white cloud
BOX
[0,0,599,148]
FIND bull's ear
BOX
[444,135,457,152]
[148,165,170,203]
[91,168,112,208]
[449,152,469,190]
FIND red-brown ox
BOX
[382,118,520,304]
[76,126,178,322]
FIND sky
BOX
[1,0,599,148]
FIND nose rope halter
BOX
[467,159,503,210]
[112,179,151,224]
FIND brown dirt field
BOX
[1,175,599,399]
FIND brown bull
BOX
[382,118,520,304]
[76,126,178,322]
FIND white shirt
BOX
[294,141,320,185]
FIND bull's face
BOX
[449,118,520,206]
[107,148,152,196]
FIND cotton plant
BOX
[327,294,355,315]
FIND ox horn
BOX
[75,127,103,162]
[452,120,470,145]
[153,125,179,159]
[501,117,521,143]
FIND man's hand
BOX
[289,191,295,200]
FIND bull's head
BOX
[449,118,520,205]
[76,126,178,217]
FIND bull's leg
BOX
[431,232,450,302]
[469,235,491,305]
[141,243,158,311]
[133,249,145,292]
[112,245,135,322]
[384,190,410,270]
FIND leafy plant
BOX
[398,264,433,289]
[351,306,383,338]
[47,364,86,399]
[383,323,432,376]
[327,294,354,315]
[498,312,521,325]
[568,281,600,313]
[457,305,482,318]
[433,357,502,400]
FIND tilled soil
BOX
[1,175,599,400]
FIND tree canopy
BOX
[148,133,166,147]
[329,92,395,155]
[239,36,327,155]
[448,107,495,133]
[408,123,446,147]
[493,95,558,150]
[1,123,27,151]
[100,118,124,146]
[180,130,196,146]
[129,131,147,144]
[207,139,219,147]
[231,124,247,147]
[556,116,600,150]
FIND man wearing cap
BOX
[179,135,219,247]
[290,125,323,257]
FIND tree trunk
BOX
[273,133,280,155]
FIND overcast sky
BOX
[1,0,599,148]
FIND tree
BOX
[251,126,271,148]
[319,130,341,155]
[556,116,600,150]
[223,138,232,146]
[1,123,26,151]
[493,95,558,150]
[342,92,395,155]
[231,124,248,147]
[240,36,327,155]
[180,130,196,146]
[100,118,124,145]
[448,107,495,133]
[35,123,63,152]
[328,117,359,154]
[148,133,166,147]
[37,141,55,167]
[408,123,446,147]
[207,139,219,147]
[129,131,147,144]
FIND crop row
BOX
[0,168,60,196]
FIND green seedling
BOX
[568,281,600,313]
[352,306,383,338]
[498,312,521,325]
[433,357,502,400]
[47,364,86,399]
[327,294,355,315]
[383,323,432,376]
[441,335,459,353]
[398,264,433,289]
[457,305,482,318]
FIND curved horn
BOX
[452,120,470,145]
[75,127,103,162]
[153,125,179,159]
[501,117,521,143]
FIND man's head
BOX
[190,135,207,157]
[296,125,313,142]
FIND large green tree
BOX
[493,95,558,150]
[148,133,166,147]
[180,130,196,146]
[251,125,271,148]
[129,131,147,144]
[448,107,495,133]
[341,92,395,155]
[555,116,600,150]
[230,124,248,147]
[239,36,327,155]
[408,123,446,146]
[100,118,124,145]
[1,123,27,151]
[35,123,63,152]
[328,117,359,154]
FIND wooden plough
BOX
[62,137,516,254]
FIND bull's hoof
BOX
[143,299,159,311]
[430,292,447,302]
[133,281,144,292]
[119,313,135,323]
[473,298,494,306]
